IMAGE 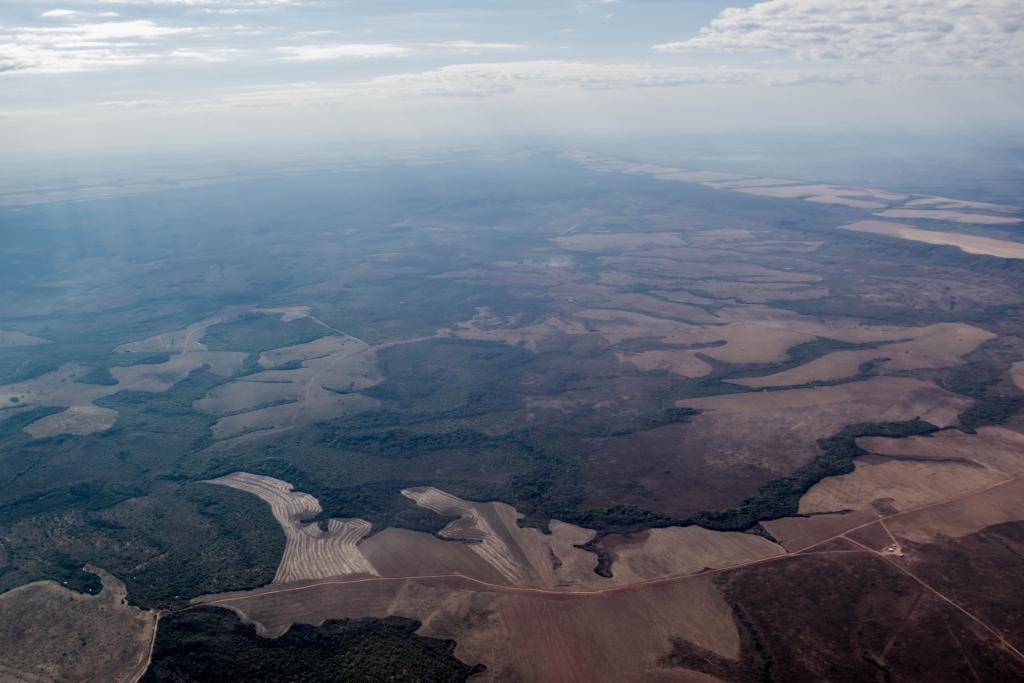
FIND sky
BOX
[1,0,1022,160]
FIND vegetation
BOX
[686,419,940,532]
[202,314,327,354]
[143,608,482,682]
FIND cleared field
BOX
[761,427,1024,553]
[840,220,1024,259]
[904,196,1020,212]
[443,310,591,353]
[195,335,380,441]
[805,195,887,209]
[195,573,739,683]
[0,347,245,438]
[679,377,968,468]
[112,350,246,393]
[602,526,783,584]
[857,426,1024,476]
[799,456,1008,516]
[760,509,879,552]
[402,486,600,587]
[736,183,906,201]
[205,473,378,583]
[582,377,970,517]
[253,305,313,322]
[876,208,1023,225]
[615,349,713,378]
[24,405,118,439]
[0,566,155,683]
[702,177,800,189]
[730,322,994,388]
[1013,361,1024,391]
[114,316,224,354]
[888,477,1024,544]
[0,330,49,347]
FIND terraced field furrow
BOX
[205,473,378,583]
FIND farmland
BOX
[1,150,1023,679]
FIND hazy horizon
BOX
[2,0,1023,159]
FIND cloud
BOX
[432,41,527,52]
[358,60,867,97]
[274,43,412,60]
[0,20,196,73]
[40,9,83,18]
[653,0,1024,69]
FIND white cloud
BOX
[434,41,527,52]
[40,9,83,18]
[0,20,196,72]
[654,0,1024,69]
[12,20,194,46]
[358,60,867,97]
[171,47,240,61]
[274,44,412,60]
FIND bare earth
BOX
[840,220,1024,259]
[0,566,155,683]
[205,473,378,583]
[0,331,49,348]
[876,209,1023,225]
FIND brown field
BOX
[701,177,800,189]
[581,377,969,517]
[887,477,1024,544]
[858,426,1024,475]
[840,220,1024,259]
[599,526,783,584]
[1013,361,1024,391]
[615,349,713,378]
[113,350,246,393]
[805,194,888,209]
[0,567,155,683]
[207,477,791,596]
[677,376,968,466]
[799,455,1008,516]
[252,305,313,322]
[0,330,49,347]
[401,487,601,588]
[761,425,1024,554]
[730,322,995,388]
[194,335,380,441]
[876,208,1023,225]
[24,405,119,439]
[760,509,879,552]
[195,573,739,682]
[547,284,720,324]
[114,315,225,354]
[205,473,378,583]
[191,444,1024,683]
[0,348,245,439]
[904,196,1020,212]
[735,183,906,201]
